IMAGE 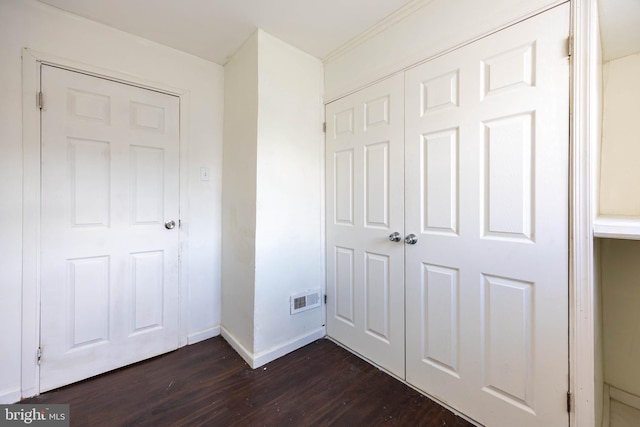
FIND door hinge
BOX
[567,391,573,412]
[322,122,326,133]
[324,294,327,304]
[37,91,43,109]
[567,35,573,58]
[36,347,42,365]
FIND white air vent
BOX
[290,290,321,315]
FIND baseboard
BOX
[603,384,640,427]
[252,327,326,369]
[220,326,254,367]
[0,387,21,404]
[187,325,221,345]
[221,326,327,369]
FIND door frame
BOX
[570,0,601,426]
[21,48,191,398]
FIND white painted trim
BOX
[603,384,611,427]
[323,70,404,106]
[221,326,326,369]
[319,91,327,331]
[220,326,254,367]
[323,1,568,104]
[603,384,640,427]
[21,47,43,402]
[187,326,221,345]
[322,0,436,63]
[323,0,567,65]
[24,48,187,96]
[593,216,640,239]
[569,0,600,426]
[177,93,191,350]
[0,388,22,405]
[252,327,326,369]
[609,386,640,411]
[20,48,191,399]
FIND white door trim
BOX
[20,48,191,398]
[569,0,600,426]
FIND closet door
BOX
[404,4,569,427]
[325,74,405,377]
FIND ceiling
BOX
[36,0,640,65]
[37,0,417,65]
[599,0,640,61]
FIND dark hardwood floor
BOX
[23,337,474,426]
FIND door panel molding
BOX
[325,73,405,378]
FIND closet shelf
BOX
[593,216,640,240]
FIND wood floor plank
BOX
[23,337,475,426]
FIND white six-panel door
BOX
[39,65,180,392]
[326,4,569,426]
[404,5,569,427]
[325,74,405,377]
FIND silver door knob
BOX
[388,232,402,242]
[164,220,176,230]
[405,234,418,245]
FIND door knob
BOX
[405,234,418,245]
[164,220,176,230]
[388,232,402,242]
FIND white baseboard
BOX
[252,327,326,368]
[604,384,640,427]
[221,326,326,369]
[187,325,221,345]
[220,326,254,367]
[0,387,21,404]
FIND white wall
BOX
[221,34,259,355]
[601,239,640,397]
[221,30,324,367]
[253,31,324,357]
[598,46,640,418]
[599,52,640,216]
[0,0,224,402]
[323,0,564,101]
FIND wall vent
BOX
[290,290,321,315]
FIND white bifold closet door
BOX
[326,3,570,427]
[404,4,569,427]
[39,65,181,392]
[325,74,406,378]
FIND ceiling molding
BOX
[323,0,436,63]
